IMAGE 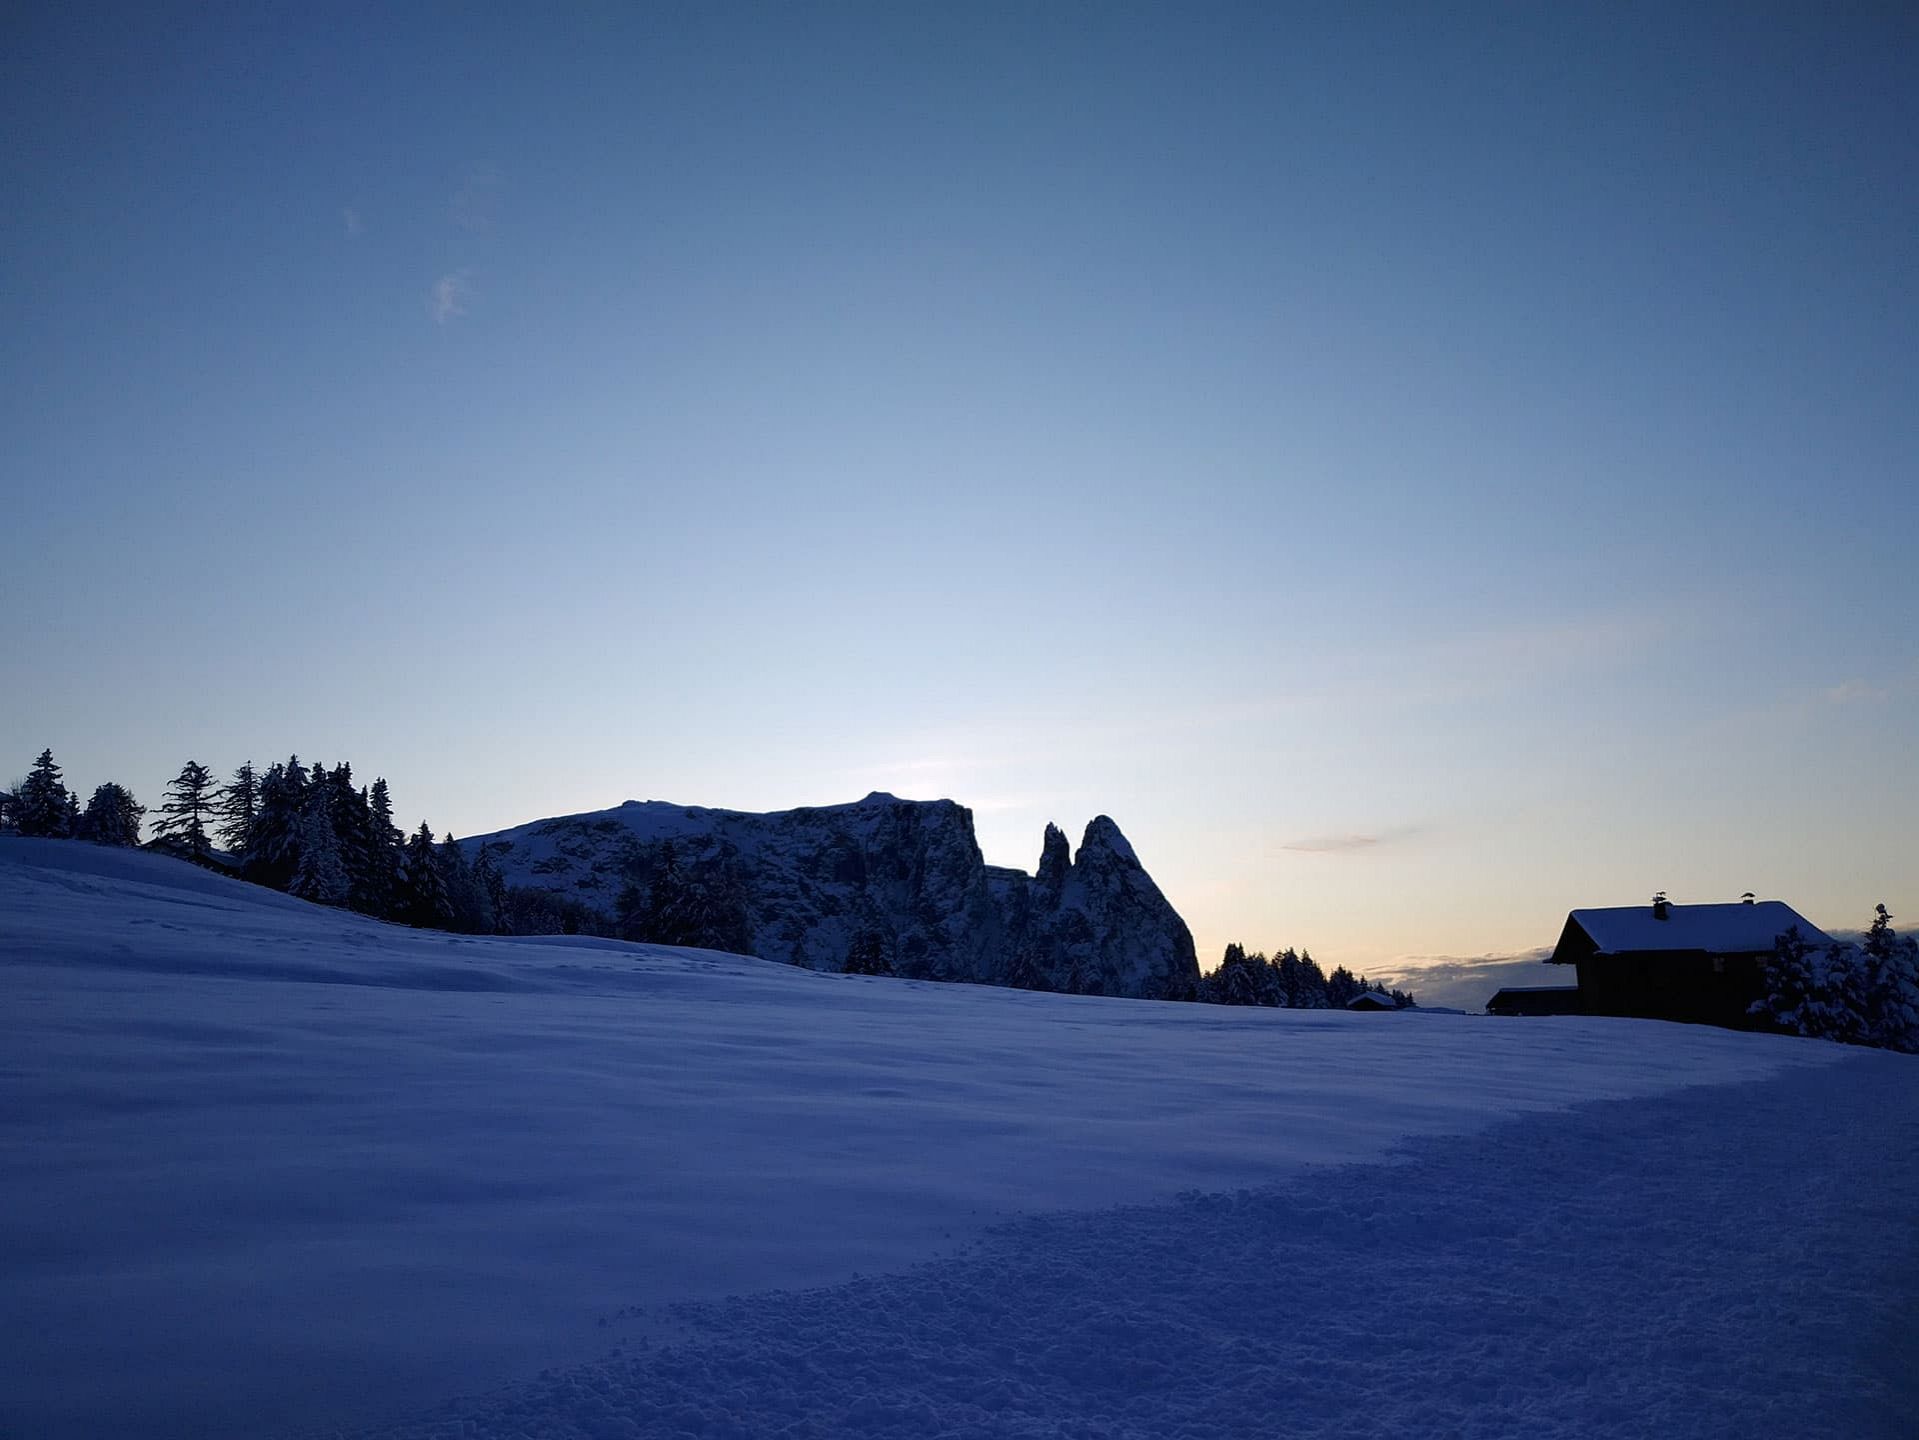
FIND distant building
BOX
[1486,985,1581,1017]
[1543,897,1831,1030]
[1346,991,1400,1011]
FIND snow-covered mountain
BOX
[463,792,1200,998]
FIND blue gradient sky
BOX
[4,3,1914,970]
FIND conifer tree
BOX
[472,842,508,933]
[1294,949,1330,1007]
[1214,942,1260,1005]
[1754,926,1868,1045]
[1858,905,1919,1053]
[288,785,350,905]
[321,765,376,914]
[438,833,493,933]
[641,841,752,952]
[1001,934,1051,991]
[364,778,404,919]
[151,761,217,863]
[401,823,453,929]
[79,783,145,846]
[1273,948,1303,1006]
[243,756,310,888]
[14,749,75,838]
[843,926,895,976]
[216,762,259,854]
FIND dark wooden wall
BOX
[1575,952,1768,1029]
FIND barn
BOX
[1546,896,1831,1030]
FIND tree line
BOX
[1197,942,1414,1009]
[0,747,564,935]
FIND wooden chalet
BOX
[1545,896,1831,1030]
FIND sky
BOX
[3,2,1914,974]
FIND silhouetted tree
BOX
[289,784,350,905]
[363,777,404,919]
[472,842,508,931]
[216,762,258,854]
[1860,905,1919,1052]
[401,823,453,929]
[151,761,217,863]
[439,833,493,934]
[243,757,308,888]
[14,749,74,838]
[843,926,894,976]
[79,783,145,846]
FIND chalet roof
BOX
[1564,901,1832,958]
[1347,991,1399,1010]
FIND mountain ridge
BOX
[463,792,1198,998]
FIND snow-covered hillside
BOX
[461,792,1198,997]
[2,838,1912,1439]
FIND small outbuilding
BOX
[1486,985,1581,1017]
[1346,991,1400,1012]
[1546,896,1831,1030]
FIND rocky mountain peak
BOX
[466,794,1196,1000]
[1036,823,1072,891]
[1076,815,1139,868]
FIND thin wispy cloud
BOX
[342,206,364,238]
[1281,825,1425,855]
[1282,834,1385,854]
[1823,680,1887,705]
[429,271,473,324]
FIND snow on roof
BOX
[1347,991,1399,1009]
[1567,901,1832,957]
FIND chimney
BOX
[1652,890,1670,921]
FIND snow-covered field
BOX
[2,838,1913,1438]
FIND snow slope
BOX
[0,838,1906,1439]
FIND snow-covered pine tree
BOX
[1326,965,1362,1008]
[13,749,75,838]
[1294,950,1331,1008]
[1753,925,1869,1045]
[1000,934,1051,990]
[364,778,404,919]
[79,783,145,846]
[215,762,258,854]
[843,926,894,976]
[438,833,492,934]
[288,785,350,905]
[1273,947,1303,1006]
[151,761,217,863]
[243,757,308,889]
[1859,905,1919,1054]
[401,823,453,929]
[643,841,752,953]
[1213,943,1260,1005]
[321,765,376,914]
[472,843,508,930]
